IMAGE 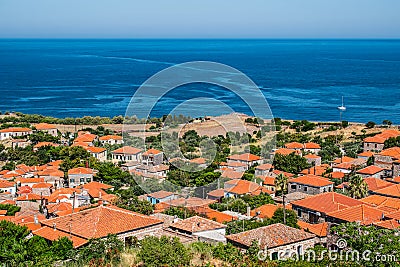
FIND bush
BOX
[138,236,192,267]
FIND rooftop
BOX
[226,223,315,249]
[169,216,226,233]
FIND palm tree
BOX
[347,175,369,199]
[275,173,288,224]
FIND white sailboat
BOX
[338,96,346,111]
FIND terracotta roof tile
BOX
[35,123,57,130]
[363,178,393,191]
[373,184,400,198]
[99,135,122,141]
[357,165,384,175]
[297,221,328,237]
[0,127,31,133]
[221,170,244,179]
[226,223,315,249]
[291,192,363,214]
[256,163,273,171]
[68,167,93,175]
[142,148,162,156]
[227,153,261,162]
[250,204,280,219]
[285,142,304,149]
[373,219,400,229]
[148,190,174,199]
[290,175,333,187]
[112,146,142,155]
[41,205,162,239]
[170,216,226,233]
[327,204,384,225]
[304,142,321,149]
[33,226,88,248]
[225,179,262,195]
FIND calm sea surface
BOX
[1,39,400,123]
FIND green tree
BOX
[138,236,192,267]
[163,206,199,219]
[365,121,376,129]
[273,153,310,174]
[271,208,299,228]
[347,175,369,199]
[274,173,288,225]
[115,188,154,215]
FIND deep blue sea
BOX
[1,39,400,123]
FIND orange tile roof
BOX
[221,170,244,179]
[225,179,262,195]
[74,133,97,143]
[333,156,355,164]
[300,166,327,176]
[227,161,248,167]
[16,177,45,184]
[226,223,315,249]
[272,170,295,177]
[304,142,321,149]
[32,182,53,189]
[0,179,15,188]
[290,175,333,187]
[33,226,88,248]
[256,163,273,170]
[379,147,400,159]
[363,178,393,191]
[37,169,64,177]
[327,204,385,225]
[33,142,59,148]
[153,197,215,213]
[373,219,400,229]
[41,205,162,239]
[68,167,93,175]
[250,204,280,218]
[263,177,276,186]
[303,154,320,159]
[0,199,16,205]
[329,172,345,179]
[170,216,226,233]
[189,158,207,164]
[357,165,384,175]
[86,146,107,153]
[34,123,57,130]
[0,127,31,133]
[142,148,162,156]
[274,148,299,156]
[358,151,374,157]
[291,192,363,214]
[99,135,123,141]
[112,146,142,155]
[334,162,355,170]
[16,193,43,201]
[364,136,387,144]
[46,202,73,214]
[199,208,237,223]
[297,221,328,237]
[227,153,261,162]
[373,184,400,198]
[386,210,400,220]
[285,142,304,149]
[148,190,174,199]
[207,189,225,198]
[361,195,400,212]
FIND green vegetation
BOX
[347,174,369,199]
[384,136,400,149]
[273,152,310,173]
[138,236,192,267]
[209,193,274,214]
[163,206,200,219]
[0,204,20,215]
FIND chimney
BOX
[34,215,38,224]
[247,206,251,217]
[53,223,56,231]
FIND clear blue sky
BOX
[0,0,399,38]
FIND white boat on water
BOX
[338,96,346,111]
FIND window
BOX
[291,184,297,190]
[70,178,75,183]
[303,186,308,192]
[80,178,84,183]
[297,209,302,217]
[86,178,91,183]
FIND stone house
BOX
[226,223,317,260]
[142,149,163,166]
[0,127,32,141]
[288,175,333,195]
[291,192,363,224]
[35,123,58,137]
